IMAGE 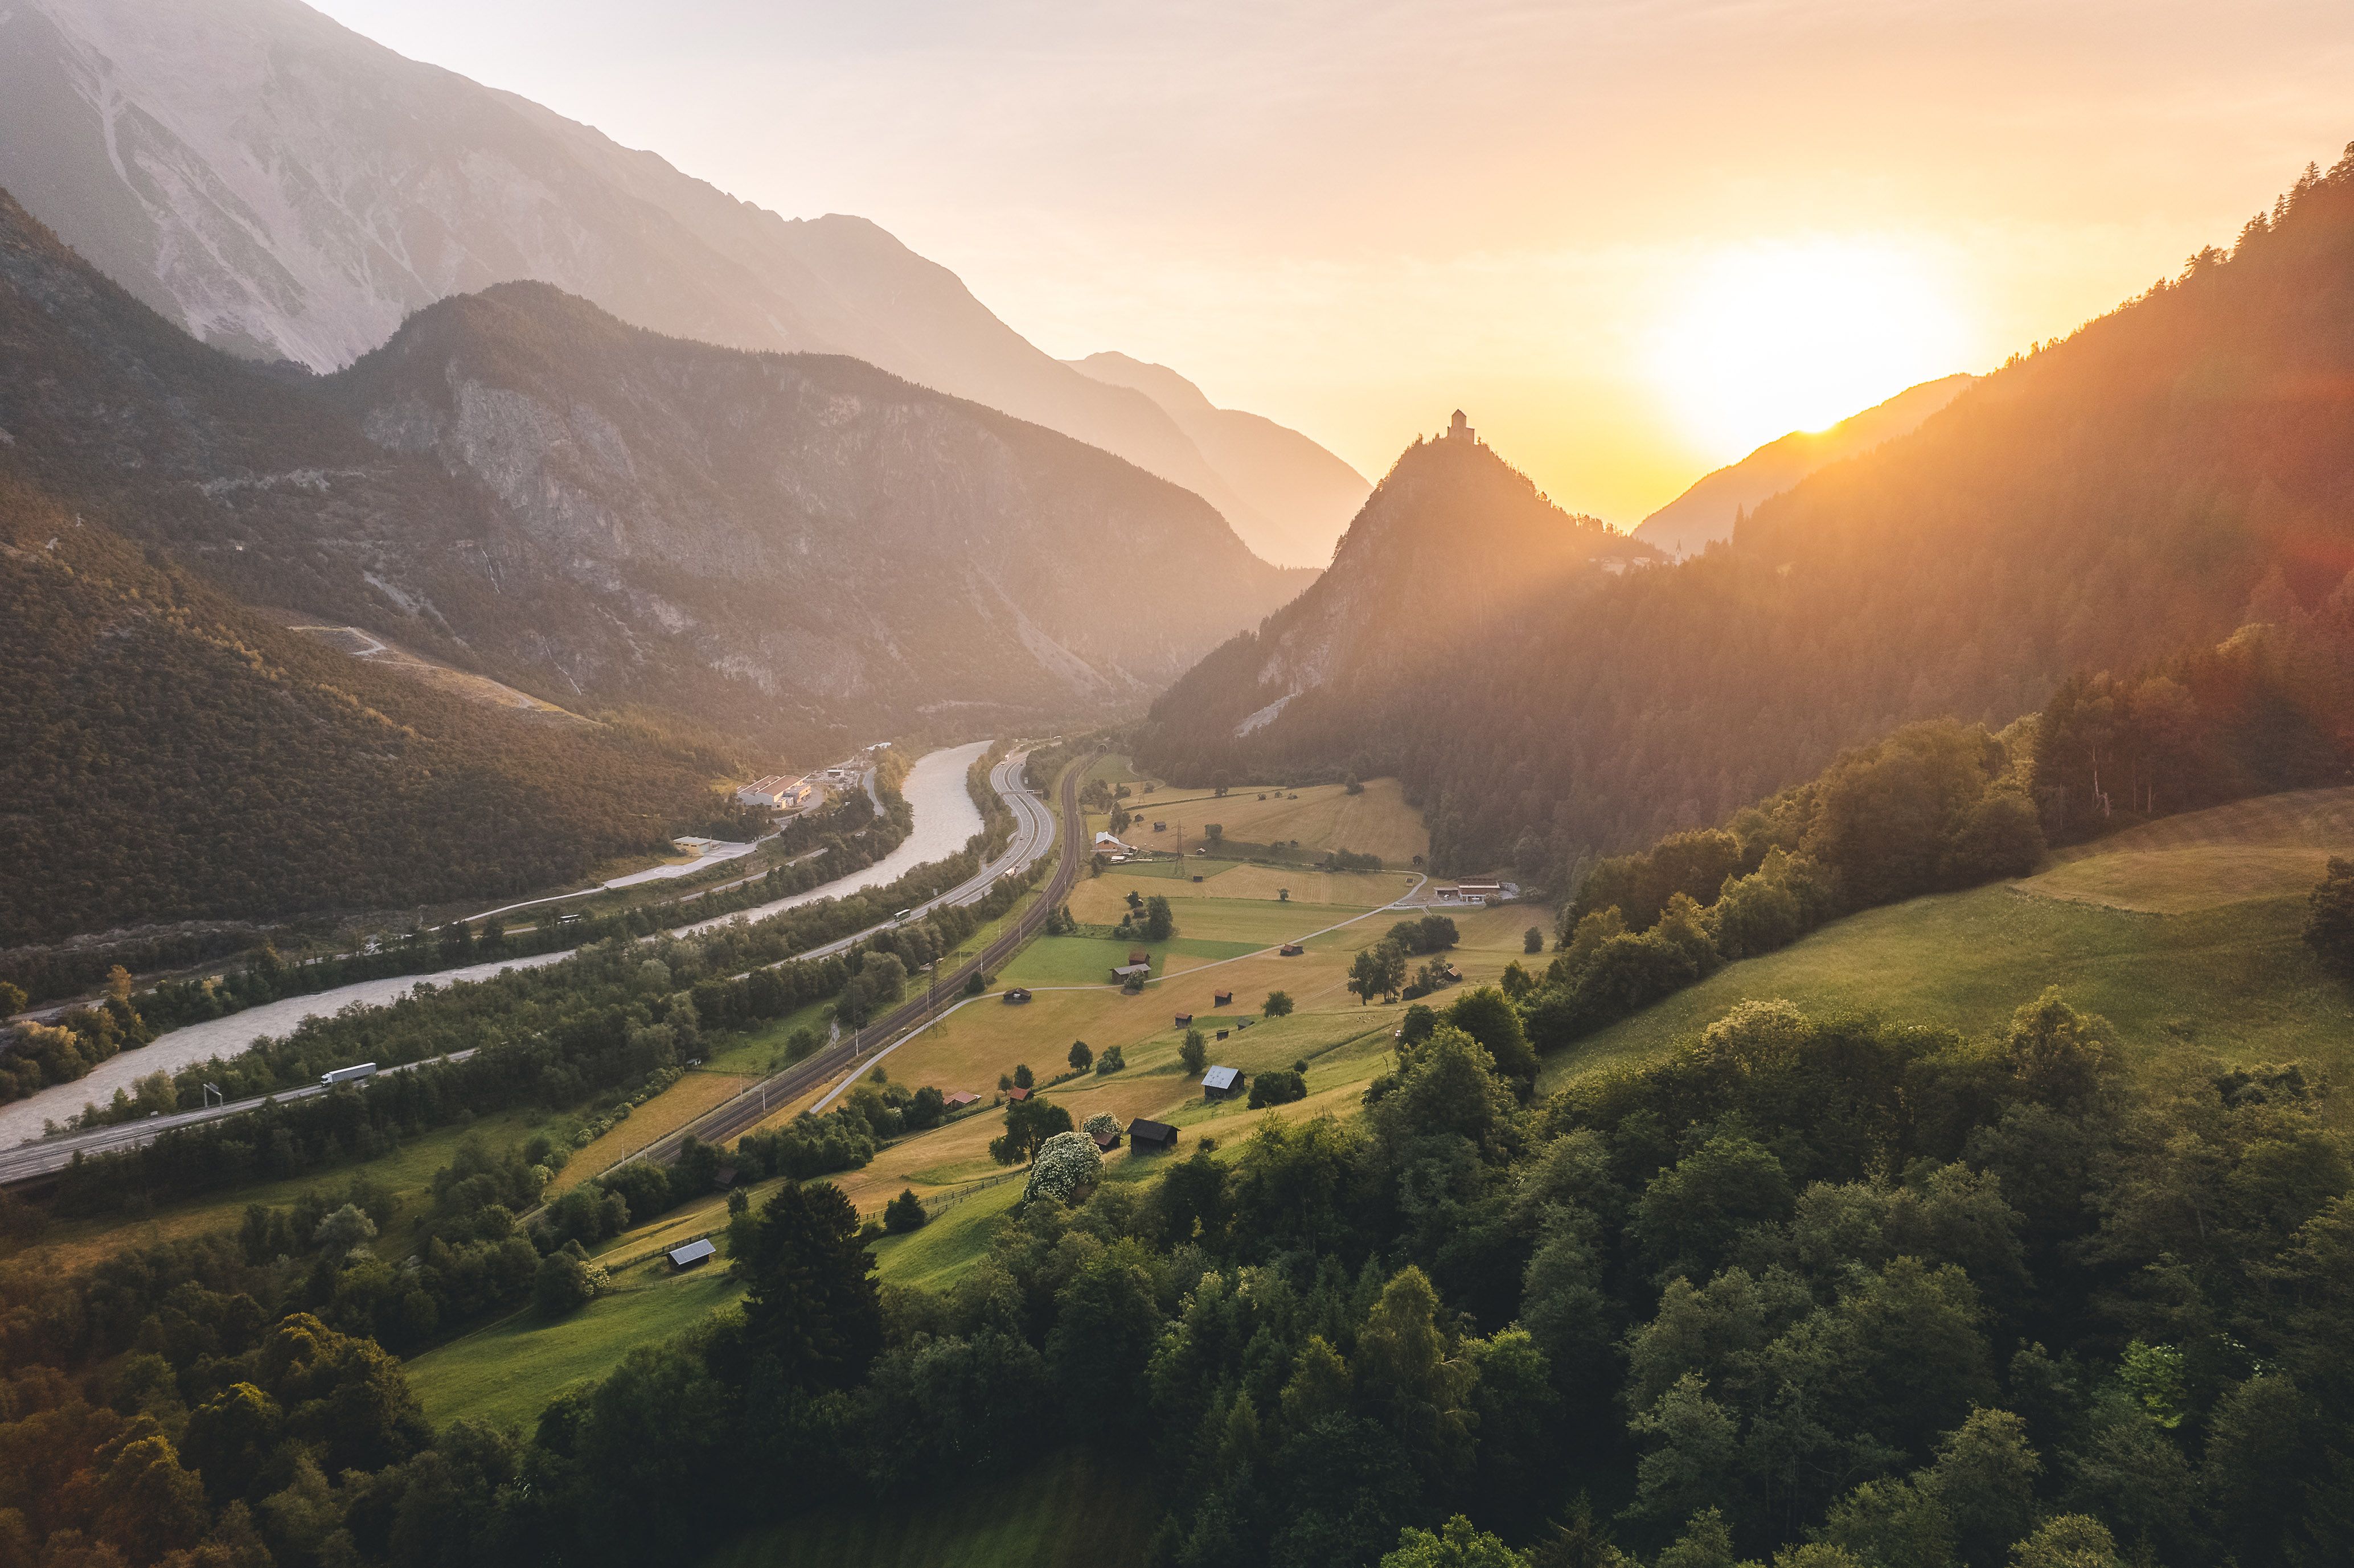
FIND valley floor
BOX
[0,744,986,1150]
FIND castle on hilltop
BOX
[1446,409,1477,444]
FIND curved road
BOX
[613,750,1081,1175]
[0,1049,482,1185]
[0,746,1051,1184]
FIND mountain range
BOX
[0,0,1359,567]
[1067,352,1369,566]
[1142,154,2354,879]
[1630,372,1976,557]
[0,184,1306,753]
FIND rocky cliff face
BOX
[0,188,1306,747]
[0,0,1342,561]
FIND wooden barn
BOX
[1128,1119,1179,1152]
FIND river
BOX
[0,742,989,1148]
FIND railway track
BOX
[616,750,1084,1172]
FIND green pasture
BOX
[408,1262,747,1432]
[1547,886,2354,1093]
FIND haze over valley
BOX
[8,6,2354,1568]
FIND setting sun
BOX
[1649,239,1977,461]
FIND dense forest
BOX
[0,481,760,947]
[1141,148,2354,884]
[5,975,2347,1568]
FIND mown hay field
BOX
[1118,776,1429,865]
[2016,785,2354,913]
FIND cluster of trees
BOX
[1246,1064,1309,1108]
[2032,589,2354,842]
[1524,721,2044,1049]
[1347,914,1463,1007]
[152,1074,907,1359]
[1114,893,1177,943]
[0,972,152,1106]
[0,926,257,1013]
[1140,148,2354,891]
[2306,857,2354,971]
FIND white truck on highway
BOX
[320,1062,379,1087]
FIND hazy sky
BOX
[313,0,2354,522]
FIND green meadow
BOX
[1545,791,2354,1095]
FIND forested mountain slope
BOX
[1631,372,1975,557]
[0,0,1319,547]
[1141,426,1654,771]
[1069,351,1371,567]
[0,478,747,945]
[1142,152,2354,881]
[0,188,1301,747]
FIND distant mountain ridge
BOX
[1632,373,1976,557]
[0,184,1304,751]
[0,0,1353,564]
[1067,352,1370,567]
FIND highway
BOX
[0,1049,480,1185]
[737,749,1057,971]
[0,746,1060,1188]
[612,748,1081,1176]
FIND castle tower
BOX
[1448,409,1473,442]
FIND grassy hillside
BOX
[2018,785,2354,912]
[1544,789,2354,1093]
[412,1264,748,1432]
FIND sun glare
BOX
[1649,240,1974,461]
